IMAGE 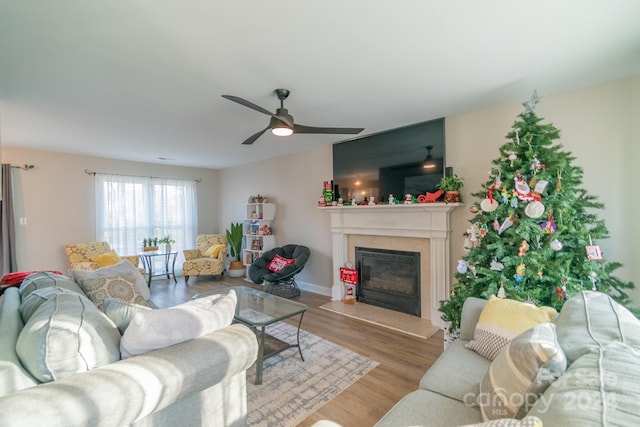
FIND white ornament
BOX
[490,259,505,271]
[457,260,469,274]
[498,217,514,235]
[550,239,563,251]
[508,152,517,166]
[480,198,499,212]
[497,283,506,299]
[534,180,549,194]
[525,201,545,218]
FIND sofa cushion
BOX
[120,290,236,358]
[466,296,557,360]
[16,291,121,382]
[103,297,152,334]
[72,259,150,300]
[528,342,640,427]
[555,290,640,364]
[20,286,85,323]
[479,323,567,421]
[18,271,86,300]
[90,249,122,267]
[74,271,149,311]
[374,389,483,427]
[420,339,490,405]
[0,288,39,397]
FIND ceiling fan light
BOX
[271,126,293,136]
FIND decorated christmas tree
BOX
[440,92,635,332]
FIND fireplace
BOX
[356,247,420,316]
[321,203,459,328]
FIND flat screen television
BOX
[332,118,445,203]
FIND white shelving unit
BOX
[242,202,276,281]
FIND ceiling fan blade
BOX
[222,95,294,128]
[241,127,270,145]
[293,124,364,135]
[222,95,275,117]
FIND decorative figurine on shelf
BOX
[368,196,376,205]
[404,194,413,204]
[251,211,258,219]
[259,224,272,235]
[388,194,395,204]
[338,197,344,206]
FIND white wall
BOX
[0,147,219,273]
[220,76,639,302]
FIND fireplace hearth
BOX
[356,247,420,316]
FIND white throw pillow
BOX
[120,290,237,358]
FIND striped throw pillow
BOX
[479,323,567,421]
[465,296,557,360]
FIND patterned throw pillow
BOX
[267,254,295,272]
[72,259,150,300]
[75,272,149,311]
[479,323,567,421]
[465,296,556,360]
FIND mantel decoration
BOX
[437,174,464,203]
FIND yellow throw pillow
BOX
[203,244,225,258]
[465,296,557,360]
[91,250,122,268]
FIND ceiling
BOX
[1,1,639,170]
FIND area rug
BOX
[247,322,379,427]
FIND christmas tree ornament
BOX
[556,171,562,192]
[457,260,469,274]
[589,272,598,290]
[515,129,520,145]
[522,90,542,114]
[479,223,488,238]
[493,217,500,231]
[514,263,526,283]
[510,197,519,208]
[508,152,517,167]
[525,200,545,218]
[490,259,505,271]
[541,214,557,234]
[469,204,480,214]
[497,283,506,298]
[498,216,514,234]
[501,186,510,204]
[518,240,529,256]
[514,174,534,201]
[550,239,563,251]
[534,180,549,194]
[537,270,543,279]
[480,197,499,212]
[586,236,603,260]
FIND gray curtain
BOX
[1,164,17,275]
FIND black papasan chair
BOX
[248,244,310,298]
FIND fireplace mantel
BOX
[321,203,461,328]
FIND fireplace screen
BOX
[356,247,420,316]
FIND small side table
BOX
[139,251,178,287]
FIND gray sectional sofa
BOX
[0,272,258,427]
[375,291,640,427]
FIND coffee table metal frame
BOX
[193,286,306,385]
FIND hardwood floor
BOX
[149,275,444,427]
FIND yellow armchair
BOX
[65,241,145,276]
[183,234,227,282]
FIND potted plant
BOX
[158,235,175,252]
[226,222,245,277]
[437,174,464,203]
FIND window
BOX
[95,174,197,263]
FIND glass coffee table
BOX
[193,286,307,385]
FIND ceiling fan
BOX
[222,89,365,145]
